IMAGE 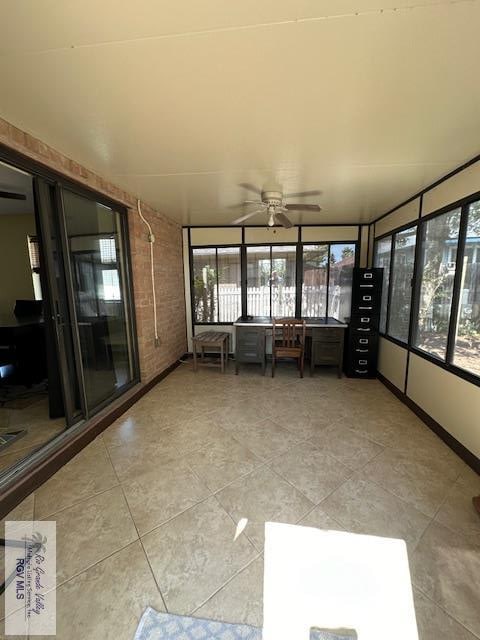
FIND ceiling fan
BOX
[231,183,322,228]
[0,190,26,200]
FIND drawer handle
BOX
[357,328,370,332]
[363,273,373,279]
[359,339,369,344]
[359,306,373,310]
[355,369,368,374]
[363,296,372,301]
[359,359,368,365]
[359,284,374,288]
[356,348,369,353]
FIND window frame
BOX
[373,192,480,388]
[189,238,359,325]
[191,244,242,325]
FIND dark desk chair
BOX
[272,318,306,378]
[14,300,43,317]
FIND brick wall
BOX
[0,116,187,383]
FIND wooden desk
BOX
[233,317,347,376]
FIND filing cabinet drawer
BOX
[349,315,380,332]
[350,334,378,354]
[356,268,383,286]
[351,289,381,314]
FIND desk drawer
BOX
[311,328,344,343]
[312,341,342,364]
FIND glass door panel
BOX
[61,189,136,412]
[34,178,84,425]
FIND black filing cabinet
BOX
[345,267,383,378]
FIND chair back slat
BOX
[273,318,306,347]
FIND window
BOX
[414,208,461,360]
[328,243,356,322]
[302,245,328,317]
[453,202,480,376]
[388,226,417,342]
[192,247,241,322]
[374,236,392,333]
[247,245,296,316]
[302,243,356,321]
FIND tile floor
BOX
[2,363,480,640]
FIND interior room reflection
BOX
[0,161,65,472]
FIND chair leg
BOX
[193,343,197,372]
[300,354,304,378]
[271,352,275,378]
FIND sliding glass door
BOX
[60,189,137,412]
[35,178,138,423]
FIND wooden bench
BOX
[192,331,229,373]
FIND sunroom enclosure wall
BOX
[372,160,480,462]
[184,224,368,353]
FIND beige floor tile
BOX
[310,422,384,471]
[52,486,138,585]
[215,466,314,549]
[360,448,456,517]
[34,438,118,518]
[347,412,401,447]
[187,432,261,492]
[298,505,345,531]
[121,458,210,535]
[434,472,480,538]
[102,412,169,449]
[52,540,164,640]
[269,404,334,440]
[413,588,477,640]
[106,435,181,482]
[228,418,302,462]
[411,521,480,637]
[160,414,227,455]
[320,477,430,554]
[142,496,257,614]
[269,441,351,504]
[210,399,274,432]
[195,555,264,627]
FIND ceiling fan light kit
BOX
[231,184,322,228]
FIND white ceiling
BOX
[0,0,479,225]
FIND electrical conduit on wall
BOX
[137,199,159,347]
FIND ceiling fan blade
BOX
[227,200,262,209]
[238,182,263,196]
[0,190,27,200]
[232,209,265,224]
[285,203,321,212]
[285,189,322,198]
[275,212,293,229]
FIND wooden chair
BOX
[271,318,306,378]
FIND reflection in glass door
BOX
[60,189,137,412]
